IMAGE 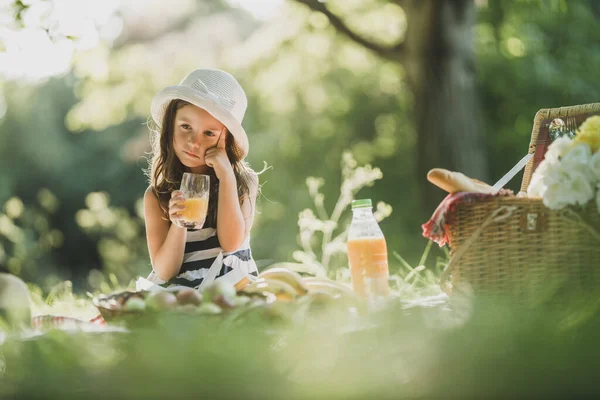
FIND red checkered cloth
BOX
[422,190,514,247]
[89,314,106,325]
[31,314,106,330]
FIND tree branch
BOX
[292,0,405,63]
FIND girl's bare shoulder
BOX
[144,185,158,199]
[144,186,161,210]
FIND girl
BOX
[143,69,259,289]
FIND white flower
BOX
[528,142,599,211]
[541,160,569,187]
[561,143,597,185]
[537,163,594,209]
[305,177,324,197]
[527,161,549,197]
[540,163,572,209]
[561,143,592,167]
[527,175,544,197]
[567,169,595,206]
[590,151,600,181]
[528,160,566,198]
[545,136,573,163]
[543,183,571,210]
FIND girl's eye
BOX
[181,124,192,131]
[204,130,215,137]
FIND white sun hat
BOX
[151,68,249,159]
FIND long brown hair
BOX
[147,99,258,228]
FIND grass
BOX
[3,157,597,398]
[2,245,599,400]
[2,284,600,399]
[2,244,599,399]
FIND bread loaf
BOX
[427,168,495,194]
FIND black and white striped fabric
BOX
[150,227,258,289]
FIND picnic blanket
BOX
[421,190,514,247]
[31,314,107,330]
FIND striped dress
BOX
[148,227,258,289]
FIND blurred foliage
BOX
[74,191,148,288]
[283,151,393,278]
[1,0,600,294]
[26,279,100,321]
[477,0,600,188]
[2,3,600,398]
[2,288,600,399]
[0,190,64,286]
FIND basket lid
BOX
[520,103,600,193]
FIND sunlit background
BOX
[3,2,600,399]
[1,0,600,292]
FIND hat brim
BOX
[151,85,249,159]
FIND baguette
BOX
[427,168,496,194]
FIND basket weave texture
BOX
[441,103,600,298]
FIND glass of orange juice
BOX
[176,172,210,229]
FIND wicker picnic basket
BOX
[440,103,600,300]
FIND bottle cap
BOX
[351,199,372,209]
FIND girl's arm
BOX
[205,130,258,252]
[144,187,187,281]
[216,171,258,251]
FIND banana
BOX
[302,278,364,308]
[242,278,298,302]
[297,290,336,307]
[258,267,309,295]
[302,278,355,297]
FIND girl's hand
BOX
[168,190,186,225]
[205,128,234,180]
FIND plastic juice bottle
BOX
[347,199,390,298]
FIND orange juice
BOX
[180,198,208,224]
[347,237,390,298]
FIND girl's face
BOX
[173,104,225,173]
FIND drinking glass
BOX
[176,173,210,229]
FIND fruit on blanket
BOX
[146,291,178,311]
[124,297,146,312]
[230,295,251,307]
[93,274,366,326]
[302,278,365,311]
[302,278,357,298]
[197,302,222,315]
[176,288,203,306]
[301,290,353,314]
[214,294,237,310]
[202,281,237,303]
[243,279,298,301]
[202,281,238,311]
[258,268,309,295]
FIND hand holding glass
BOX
[176,173,210,229]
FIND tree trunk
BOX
[293,0,490,212]
[404,0,489,212]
